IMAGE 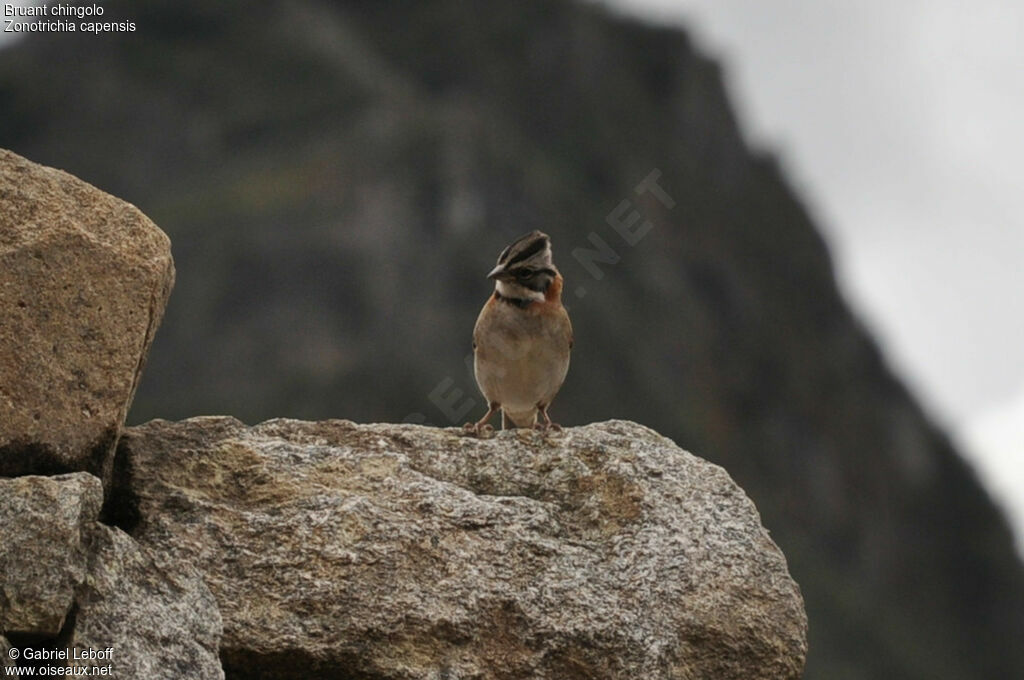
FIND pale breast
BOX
[473,300,571,411]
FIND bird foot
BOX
[532,421,563,433]
[462,422,494,438]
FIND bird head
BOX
[488,230,558,301]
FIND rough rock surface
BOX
[116,417,808,680]
[0,473,102,636]
[70,525,224,680]
[1,636,17,678]
[0,473,223,680]
[0,148,174,481]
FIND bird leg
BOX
[464,401,499,436]
[534,404,562,432]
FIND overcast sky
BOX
[602,0,1024,552]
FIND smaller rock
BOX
[0,473,102,636]
[1,636,17,679]
[70,525,224,680]
[0,472,224,680]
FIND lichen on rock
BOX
[115,417,808,680]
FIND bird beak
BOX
[487,264,507,281]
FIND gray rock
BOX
[0,148,175,482]
[117,417,808,679]
[0,472,223,680]
[70,525,224,680]
[0,473,101,636]
[1,636,17,679]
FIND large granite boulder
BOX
[0,148,174,481]
[114,418,808,679]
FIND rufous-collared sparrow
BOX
[465,230,573,434]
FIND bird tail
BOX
[502,408,537,429]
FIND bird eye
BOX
[516,269,534,280]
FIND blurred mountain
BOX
[2,1,1023,677]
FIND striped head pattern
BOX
[487,230,559,302]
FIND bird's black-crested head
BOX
[487,230,559,303]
